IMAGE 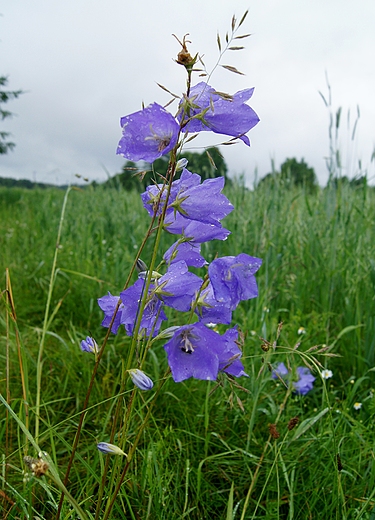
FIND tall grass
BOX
[1,179,375,518]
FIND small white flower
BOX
[297,327,306,335]
[353,402,362,410]
[321,369,333,380]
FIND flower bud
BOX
[176,158,188,171]
[128,369,154,391]
[97,442,127,456]
[80,336,99,354]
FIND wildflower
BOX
[80,336,99,355]
[163,323,247,383]
[297,327,306,335]
[128,369,154,390]
[163,240,207,268]
[195,282,232,325]
[294,367,315,395]
[321,369,333,380]
[208,253,262,310]
[97,443,127,456]
[116,103,179,162]
[353,402,362,410]
[179,82,259,145]
[97,292,125,334]
[164,212,231,243]
[271,362,289,379]
[272,363,315,395]
[153,260,203,312]
[120,279,167,337]
[219,326,248,378]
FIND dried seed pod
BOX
[268,423,280,439]
[24,455,49,478]
[287,416,300,431]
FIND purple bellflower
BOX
[97,292,124,334]
[294,367,316,395]
[209,253,262,310]
[120,279,167,337]
[272,362,315,395]
[194,282,232,325]
[117,103,179,163]
[97,443,126,456]
[164,240,207,268]
[153,260,203,312]
[163,323,247,383]
[179,82,260,145]
[80,336,99,355]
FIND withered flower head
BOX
[287,416,300,431]
[24,455,49,478]
[173,34,197,69]
[268,423,280,439]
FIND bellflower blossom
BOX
[272,362,315,395]
[153,260,203,312]
[194,282,232,325]
[116,103,179,163]
[179,82,260,145]
[163,323,247,383]
[120,279,167,337]
[209,254,262,310]
[163,240,207,268]
[97,292,125,334]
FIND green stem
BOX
[35,186,72,444]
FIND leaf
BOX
[226,482,234,520]
[291,407,330,440]
[206,150,217,169]
[231,15,236,31]
[221,65,245,75]
[217,33,221,52]
[229,46,245,51]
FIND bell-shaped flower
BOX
[120,279,167,337]
[208,253,262,310]
[153,260,203,312]
[163,240,207,268]
[194,283,232,325]
[163,323,221,382]
[179,82,259,145]
[97,292,124,334]
[116,103,179,162]
[218,326,248,378]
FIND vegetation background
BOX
[1,152,375,518]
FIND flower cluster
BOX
[93,77,261,383]
[272,362,315,395]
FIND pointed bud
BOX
[176,158,188,171]
[128,369,154,391]
[80,336,99,354]
[97,442,127,456]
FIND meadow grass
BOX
[1,179,375,519]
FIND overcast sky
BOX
[1,0,374,186]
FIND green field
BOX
[1,178,375,519]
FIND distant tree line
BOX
[101,146,229,191]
